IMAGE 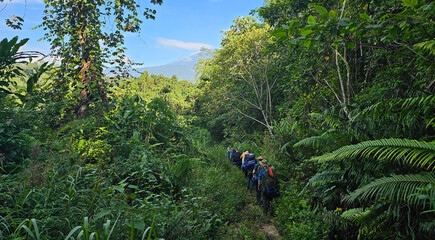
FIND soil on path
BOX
[260,223,281,240]
[227,189,282,240]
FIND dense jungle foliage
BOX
[1,0,434,239]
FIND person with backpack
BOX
[240,150,248,166]
[232,149,242,168]
[241,150,249,176]
[257,157,279,215]
[244,153,256,190]
[227,147,233,162]
[252,157,263,205]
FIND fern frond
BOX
[360,95,435,128]
[305,170,342,187]
[414,40,435,55]
[341,208,366,223]
[311,108,345,129]
[311,138,435,170]
[343,173,435,206]
[293,135,336,149]
[419,220,435,234]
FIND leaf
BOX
[402,0,418,7]
[303,40,311,48]
[366,24,381,29]
[113,186,125,193]
[300,29,313,36]
[359,13,371,20]
[311,138,435,171]
[414,40,435,55]
[64,226,82,240]
[94,210,112,221]
[313,5,328,19]
[338,22,350,27]
[329,10,337,18]
[287,20,296,30]
[308,15,316,25]
[343,173,435,206]
[270,28,287,37]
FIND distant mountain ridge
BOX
[105,53,202,81]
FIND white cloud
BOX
[121,55,131,63]
[157,37,212,50]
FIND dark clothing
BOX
[258,164,277,216]
[232,151,242,163]
[232,151,242,168]
[253,164,261,204]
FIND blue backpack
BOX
[245,160,256,171]
[245,154,255,162]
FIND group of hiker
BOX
[227,148,279,216]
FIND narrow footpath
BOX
[225,186,282,240]
[246,190,282,240]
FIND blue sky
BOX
[1,0,264,66]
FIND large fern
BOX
[305,170,342,188]
[356,96,435,137]
[419,220,435,235]
[341,207,384,227]
[343,173,435,206]
[342,205,412,239]
[358,95,434,123]
[293,134,337,149]
[311,138,435,170]
[341,208,367,223]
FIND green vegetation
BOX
[194,0,434,239]
[1,0,434,239]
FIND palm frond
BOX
[343,173,435,206]
[311,138,435,170]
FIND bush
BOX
[275,185,328,239]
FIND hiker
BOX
[240,150,248,166]
[252,157,263,205]
[241,150,249,175]
[232,149,242,168]
[244,153,256,190]
[257,157,279,215]
[227,147,233,162]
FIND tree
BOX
[197,17,280,136]
[40,0,163,118]
[0,37,51,103]
[262,0,434,122]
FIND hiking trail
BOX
[231,189,282,240]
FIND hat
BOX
[258,157,267,166]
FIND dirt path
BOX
[238,190,282,240]
[260,222,282,240]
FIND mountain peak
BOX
[105,52,203,80]
[171,52,202,67]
